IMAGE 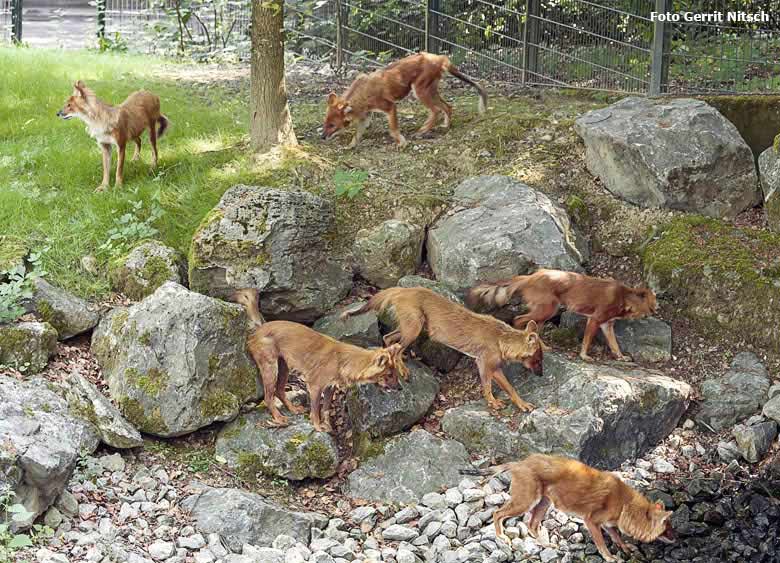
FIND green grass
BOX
[0,47,251,299]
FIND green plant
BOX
[333,169,369,199]
[98,190,164,259]
[0,249,47,325]
[96,32,129,54]
[0,488,53,563]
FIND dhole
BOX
[468,454,675,562]
[57,80,169,192]
[322,52,487,149]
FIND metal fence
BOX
[1,0,15,43]
[2,0,779,95]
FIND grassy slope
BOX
[0,48,249,299]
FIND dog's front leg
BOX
[580,317,600,361]
[115,142,126,187]
[601,321,631,361]
[347,115,371,150]
[386,105,407,148]
[96,143,111,192]
[604,526,637,554]
[584,519,616,562]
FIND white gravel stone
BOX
[148,541,175,561]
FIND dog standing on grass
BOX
[57,80,169,192]
[465,454,675,562]
[321,52,487,149]
[231,288,406,433]
[467,269,657,362]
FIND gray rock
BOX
[698,352,770,431]
[313,302,381,348]
[215,410,339,480]
[0,375,99,529]
[91,282,259,437]
[427,176,586,293]
[148,541,175,561]
[23,278,100,340]
[242,546,284,563]
[181,487,323,552]
[0,321,57,374]
[188,186,352,323]
[386,276,463,372]
[109,241,187,301]
[61,372,143,449]
[345,430,472,503]
[733,421,778,463]
[354,220,425,288]
[346,360,439,443]
[442,352,691,469]
[382,524,419,542]
[758,144,780,231]
[574,97,760,219]
[559,312,672,363]
[762,394,780,424]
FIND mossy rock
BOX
[0,321,58,374]
[758,145,780,232]
[353,220,425,288]
[0,236,28,274]
[90,282,259,437]
[109,241,187,301]
[215,410,339,480]
[642,216,780,350]
[23,278,99,340]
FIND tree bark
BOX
[250,0,297,152]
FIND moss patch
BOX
[111,309,130,335]
[0,236,28,272]
[293,439,336,478]
[642,215,780,350]
[118,397,168,435]
[124,367,168,397]
[200,389,238,419]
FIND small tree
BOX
[250,0,297,152]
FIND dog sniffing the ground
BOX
[465,454,675,562]
[57,80,168,192]
[231,289,406,432]
[321,52,487,149]
[340,286,544,412]
[467,269,657,362]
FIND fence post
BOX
[522,0,539,85]
[425,0,438,53]
[10,0,22,43]
[335,0,343,70]
[97,0,106,39]
[649,0,670,96]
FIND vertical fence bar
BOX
[335,0,343,70]
[97,0,106,39]
[522,0,539,84]
[649,0,670,95]
[425,0,438,53]
[10,0,21,43]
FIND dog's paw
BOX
[496,533,512,545]
[94,184,108,193]
[514,399,536,413]
[487,399,506,411]
[579,353,595,362]
[616,354,633,362]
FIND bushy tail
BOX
[157,114,169,138]
[459,463,515,476]
[466,275,529,310]
[446,61,487,115]
[339,289,397,321]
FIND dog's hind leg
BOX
[131,138,142,161]
[383,330,402,347]
[320,386,336,432]
[493,466,541,544]
[97,143,111,192]
[385,104,407,148]
[251,344,288,427]
[528,496,551,536]
[512,302,558,335]
[308,383,327,432]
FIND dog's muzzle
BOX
[57,110,73,120]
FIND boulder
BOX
[0,375,99,529]
[345,430,472,503]
[188,186,352,323]
[23,278,100,340]
[758,143,780,231]
[353,220,424,288]
[215,410,339,480]
[698,352,771,432]
[427,176,587,294]
[0,321,57,374]
[642,216,780,351]
[383,275,463,372]
[61,372,143,449]
[182,486,324,552]
[574,97,760,218]
[90,282,259,437]
[763,394,780,424]
[559,312,672,363]
[733,421,778,463]
[441,352,691,469]
[313,301,382,348]
[346,360,439,447]
[109,241,187,300]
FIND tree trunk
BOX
[250,0,297,152]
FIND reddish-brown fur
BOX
[231,289,406,432]
[467,269,657,362]
[322,52,487,148]
[340,287,544,412]
[482,455,675,562]
[58,80,169,192]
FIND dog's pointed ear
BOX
[326,92,338,106]
[374,350,390,368]
[525,320,538,333]
[527,332,539,346]
[74,80,87,97]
